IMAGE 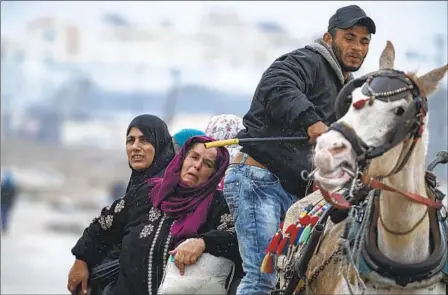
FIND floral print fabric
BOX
[205,114,245,162]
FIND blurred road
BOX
[1,198,92,294]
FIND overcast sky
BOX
[1,1,447,76]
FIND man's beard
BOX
[331,42,366,72]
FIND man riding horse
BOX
[222,5,376,294]
[279,40,448,294]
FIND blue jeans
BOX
[223,154,296,295]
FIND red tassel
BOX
[266,231,282,253]
[310,215,319,225]
[353,99,367,110]
[299,215,311,226]
[279,221,284,231]
[285,224,296,235]
[276,236,289,255]
[289,226,300,246]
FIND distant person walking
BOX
[1,170,19,233]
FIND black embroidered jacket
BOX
[71,184,241,295]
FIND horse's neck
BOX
[377,141,430,264]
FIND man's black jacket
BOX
[238,42,351,198]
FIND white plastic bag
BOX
[158,250,235,295]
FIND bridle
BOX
[314,69,443,211]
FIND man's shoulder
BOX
[274,47,323,64]
[265,47,325,75]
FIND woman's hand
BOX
[67,259,90,295]
[169,238,206,275]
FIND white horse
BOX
[280,41,447,294]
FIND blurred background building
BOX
[1,1,447,293]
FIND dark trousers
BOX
[1,205,11,231]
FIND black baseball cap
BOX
[328,5,376,34]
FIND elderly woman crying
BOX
[68,136,241,295]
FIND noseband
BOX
[316,69,442,210]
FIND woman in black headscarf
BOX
[125,114,175,193]
[70,114,175,295]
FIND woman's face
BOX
[126,127,155,171]
[180,143,217,187]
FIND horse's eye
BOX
[394,107,405,116]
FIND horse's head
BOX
[313,40,447,191]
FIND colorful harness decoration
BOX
[261,200,331,274]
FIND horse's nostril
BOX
[314,149,333,171]
[328,142,347,156]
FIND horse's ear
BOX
[379,40,395,69]
[417,64,448,96]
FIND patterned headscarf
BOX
[205,114,245,162]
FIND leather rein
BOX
[315,69,443,211]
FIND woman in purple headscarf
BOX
[68,136,241,295]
